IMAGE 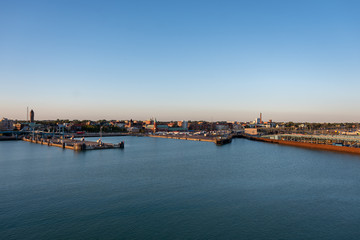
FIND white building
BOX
[128,127,140,133]
[182,120,188,130]
[115,123,125,128]
[0,118,14,131]
[216,125,229,131]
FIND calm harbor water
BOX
[1,136,360,239]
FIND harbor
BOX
[3,134,360,240]
[6,128,360,153]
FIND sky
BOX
[0,0,359,122]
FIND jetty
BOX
[23,137,124,151]
[148,133,232,145]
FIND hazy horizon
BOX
[1,0,359,122]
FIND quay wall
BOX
[0,136,20,141]
[23,138,75,150]
[245,135,360,154]
[149,135,215,143]
[23,137,124,151]
[72,133,128,137]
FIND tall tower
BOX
[260,112,262,124]
[30,110,35,123]
[153,119,157,133]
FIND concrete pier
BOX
[23,137,124,151]
[148,134,232,145]
[149,134,214,142]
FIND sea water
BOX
[1,137,360,239]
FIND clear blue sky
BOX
[1,0,359,122]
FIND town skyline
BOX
[2,107,360,124]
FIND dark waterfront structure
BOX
[30,109,34,123]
